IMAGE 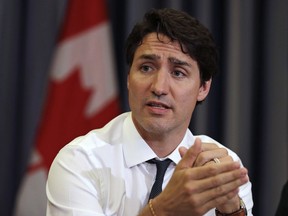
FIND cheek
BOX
[129,74,150,93]
[176,88,199,108]
[181,97,196,110]
[128,77,146,102]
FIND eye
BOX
[140,64,153,73]
[171,69,186,78]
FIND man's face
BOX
[127,33,211,138]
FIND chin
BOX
[143,121,170,134]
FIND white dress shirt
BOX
[46,112,253,216]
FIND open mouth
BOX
[147,102,170,109]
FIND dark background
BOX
[0,0,287,215]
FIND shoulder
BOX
[51,112,131,169]
[61,112,130,152]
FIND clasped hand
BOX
[151,138,248,216]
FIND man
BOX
[46,8,253,215]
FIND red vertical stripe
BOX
[59,0,108,42]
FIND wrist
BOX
[216,199,240,213]
[149,199,157,216]
[148,196,171,216]
[215,198,247,216]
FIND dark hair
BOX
[125,8,219,84]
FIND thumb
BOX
[177,138,202,170]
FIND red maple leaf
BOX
[34,68,120,171]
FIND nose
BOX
[151,69,169,97]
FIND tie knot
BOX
[148,158,171,168]
[147,158,172,179]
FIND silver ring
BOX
[213,158,220,164]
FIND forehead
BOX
[134,33,193,62]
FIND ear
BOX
[197,79,212,102]
[127,74,130,90]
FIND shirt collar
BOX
[168,132,195,164]
[122,112,196,168]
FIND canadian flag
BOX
[14,0,120,215]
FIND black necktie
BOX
[147,158,172,199]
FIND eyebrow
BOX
[168,57,192,67]
[138,54,192,68]
[138,54,160,61]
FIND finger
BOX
[197,167,248,191]
[179,146,188,158]
[179,166,248,214]
[196,189,240,214]
[191,161,243,180]
[197,172,248,205]
[204,156,233,166]
[194,148,229,167]
[201,142,219,151]
[176,138,202,170]
[184,167,248,205]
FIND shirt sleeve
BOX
[46,144,105,216]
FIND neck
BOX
[142,130,186,158]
